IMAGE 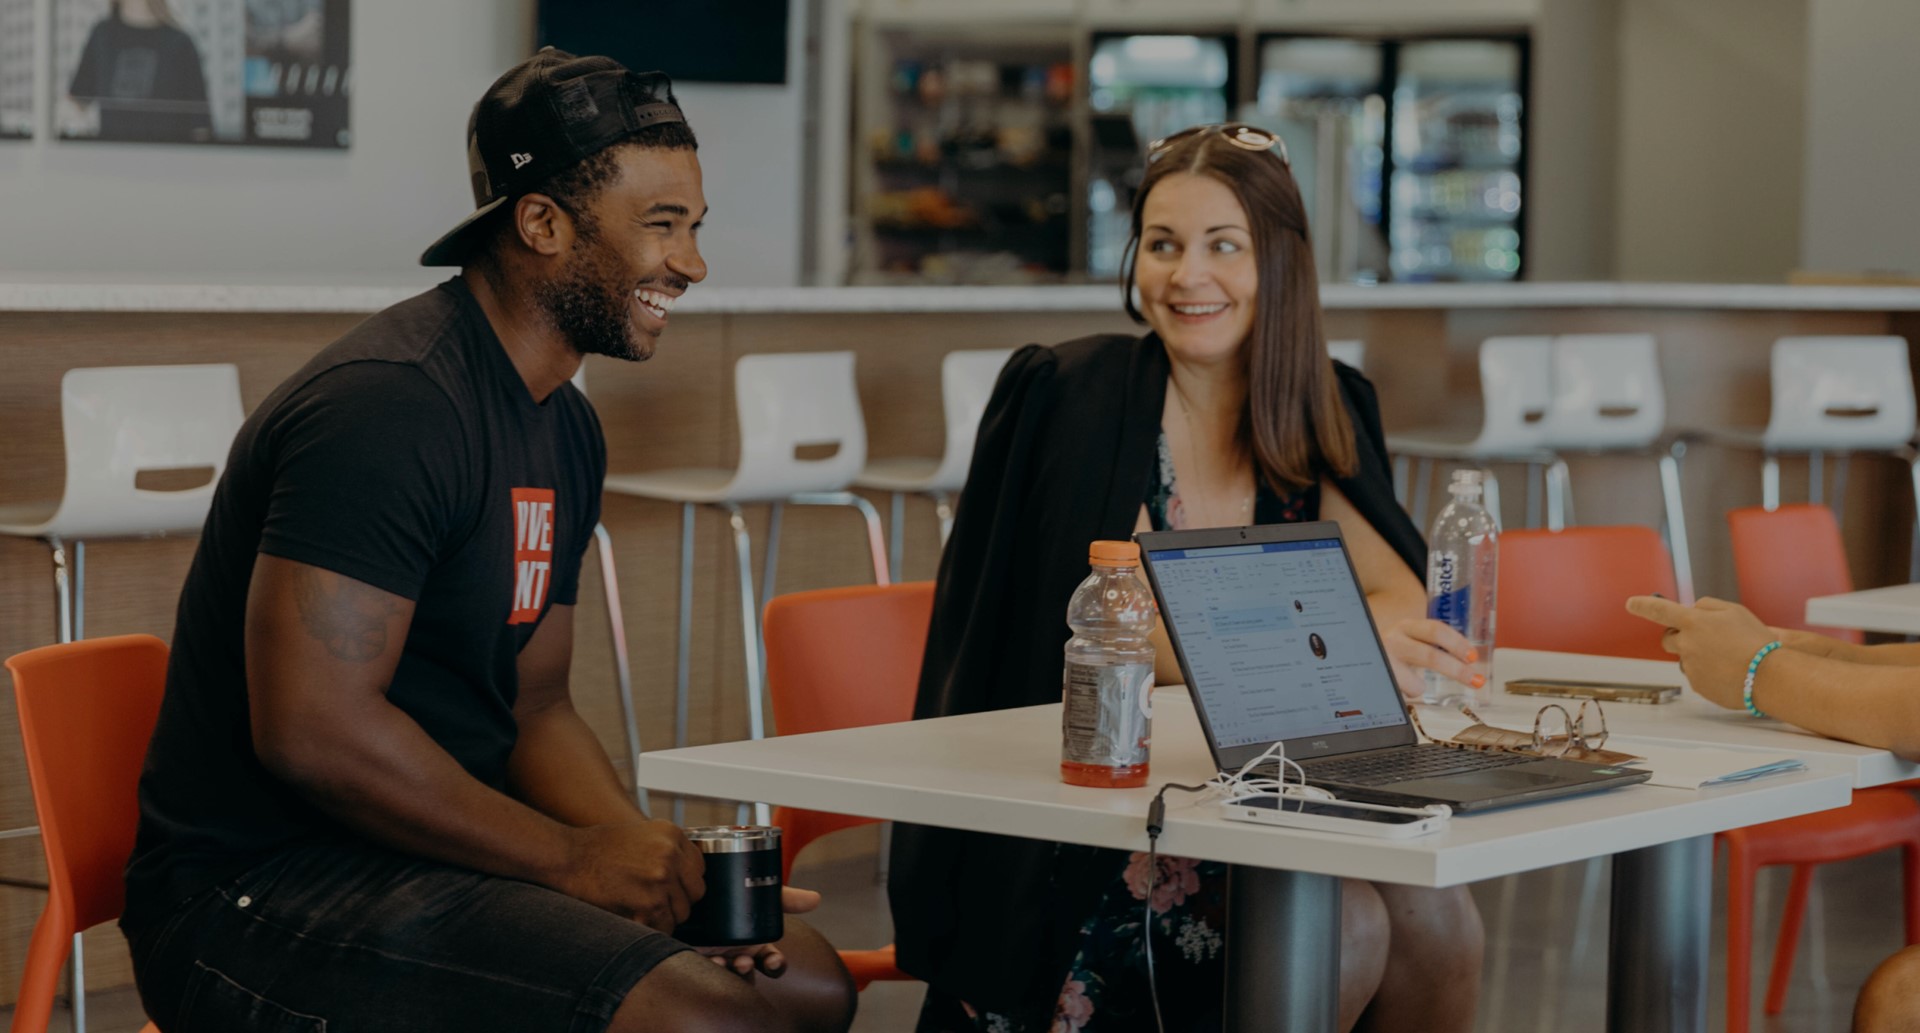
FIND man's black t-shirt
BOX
[122,278,606,932]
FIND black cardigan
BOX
[887,333,1426,1020]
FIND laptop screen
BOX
[1141,532,1410,752]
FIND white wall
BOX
[1800,0,1920,276]
[1527,0,1619,280]
[1610,0,1807,282]
[0,0,808,287]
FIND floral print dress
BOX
[960,431,1315,1033]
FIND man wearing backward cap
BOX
[120,49,855,1033]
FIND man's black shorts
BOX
[127,839,690,1033]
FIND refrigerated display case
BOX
[1086,33,1235,278]
[1253,37,1389,283]
[852,28,1078,284]
[1256,33,1527,284]
[1388,39,1526,282]
[846,19,1527,285]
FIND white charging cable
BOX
[1141,739,1332,1032]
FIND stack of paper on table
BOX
[1619,741,1806,789]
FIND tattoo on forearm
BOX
[290,567,401,663]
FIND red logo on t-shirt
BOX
[509,487,556,625]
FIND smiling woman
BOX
[890,124,1489,1033]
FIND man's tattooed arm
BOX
[289,563,404,663]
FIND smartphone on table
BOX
[1505,678,1680,705]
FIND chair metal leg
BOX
[1763,455,1781,511]
[931,491,954,549]
[888,492,906,583]
[1392,454,1410,506]
[788,491,893,585]
[71,931,85,1033]
[1809,450,1824,506]
[673,504,695,826]
[722,505,769,744]
[722,504,771,827]
[761,502,784,611]
[1481,468,1504,531]
[593,523,647,815]
[1410,459,1433,528]
[1833,454,1851,527]
[1658,441,1695,604]
[1545,460,1571,532]
[1909,452,1920,586]
[72,540,85,642]
[1560,460,1577,527]
[48,536,71,644]
[1525,462,1543,530]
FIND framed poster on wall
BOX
[0,0,31,138]
[54,0,349,147]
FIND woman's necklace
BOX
[1168,374,1254,527]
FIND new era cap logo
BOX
[511,152,534,170]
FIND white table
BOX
[1482,648,1920,788]
[1806,583,1920,636]
[637,689,1850,1033]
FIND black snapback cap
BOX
[421,48,688,267]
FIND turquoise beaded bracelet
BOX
[1743,640,1783,718]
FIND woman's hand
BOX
[1381,618,1483,700]
[1625,596,1774,709]
[696,886,822,978]
[1773,626,1863,663]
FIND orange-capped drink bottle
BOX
[1061,540,1157,788]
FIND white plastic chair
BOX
[0,364,245,639]
[1540,334,1694,602]
[854,347,1011,575]
[0,362,244,1033]
[1387,336,1562,530]
[1703,336,1920,575]
[601,352,890,824]
[1713,337,1916,506]
[1327,339,1365,371]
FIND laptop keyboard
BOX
[1299,744,1532,787]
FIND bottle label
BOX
[1062,661,1153,769]
[1427,549,1471,634]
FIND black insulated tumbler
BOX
[674,826,785,948]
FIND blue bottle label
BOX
[1427,549,1472,634]
[1428,585,1472,633]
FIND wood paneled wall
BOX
[0,300,1913,1003]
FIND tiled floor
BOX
[17,844,1906,1032]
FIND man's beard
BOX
[534,228,655,362]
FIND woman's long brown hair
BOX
[1121,131,1357,493]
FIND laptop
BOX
[1135,521,1649,812]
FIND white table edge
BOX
[636,752,1853,889]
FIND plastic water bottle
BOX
[1061,540,1157,789]
[1423,470,1498,708]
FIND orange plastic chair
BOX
[1720,504,1920,1033]
[6,633,168,1033]
[763,581,934,992]
[1728,503,1865,644]
[1494,526,1678,659]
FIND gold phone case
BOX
[1505,679,1679,705]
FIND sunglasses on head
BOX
[1147,123,1290,168]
